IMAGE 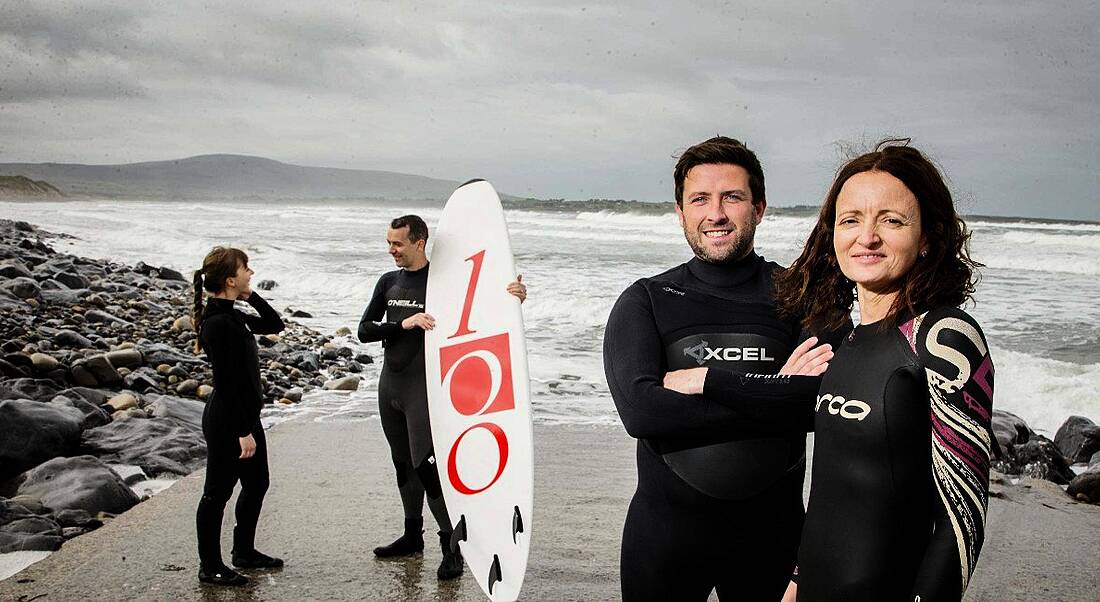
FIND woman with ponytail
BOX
[192,246,285,586]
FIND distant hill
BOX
[0,155,476,201]
[0,175,63,199]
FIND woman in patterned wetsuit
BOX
[774,140,993,601]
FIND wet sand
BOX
[1,418,1097,601]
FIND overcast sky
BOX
[1,1,1097,220]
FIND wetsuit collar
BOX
[205,296,236,317]
[404,261,429,275]
[686,251,763,288]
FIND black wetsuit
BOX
[195,293,284,570]
[604,253,845,601]
[797,307,993,601]
[358,264,449,523]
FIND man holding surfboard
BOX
[358,214,526,582]
[603,137,844,601]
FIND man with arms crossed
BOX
[603,137,842,600]
[358,215,526,580]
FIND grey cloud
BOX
[0,0,1097,220]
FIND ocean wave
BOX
[1000,230,1100,249]
[992,346,1100,434]
[978,252,1100,276]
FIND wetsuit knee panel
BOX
[415,455,443,499]
[393,459,414,487]
[199,492,232,506]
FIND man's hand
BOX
[239,434,257,459]
[507,274,527,304]
[663,367,708,395]
[779,337,833,376]
[401,313,436,331]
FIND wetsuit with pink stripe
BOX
[797,306,994,601]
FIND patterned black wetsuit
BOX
[358,264,449,523]
[604,253,847,601]
[195,293,284,570]
[797,307,994,601]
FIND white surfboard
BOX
[424,179,533,602]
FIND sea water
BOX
[2,198,1098,435]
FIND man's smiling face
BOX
[676,163,765,264]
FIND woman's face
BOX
[229,261,254,294]
[833,170,925,295]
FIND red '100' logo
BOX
[441,249,516,495]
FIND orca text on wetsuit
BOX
[797,307,993,601]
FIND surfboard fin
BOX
[487,554,503,595]
[512,505,524,544]
[450,515,468,554]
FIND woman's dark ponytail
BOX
[192,270,205,353]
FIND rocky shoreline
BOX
[991,410,1100,503]
[1,215,1098,567]
[0,219,368,555]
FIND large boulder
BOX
[286,350,321,372]
[156,266,186,282]
[322,375,361,391]
[139,343,205,367]
[0,262,33,279]
[1010,436,1077,484]
[0,378,63,401]
[40,287,88,305]
[52,271,90,290]
[1054,416,1100,464]
[16,455,140,514]
[83,309,131,326]
[1,277,40,299]
[55,386,110,407]
[82,417,206,477]
[0,507,63,552]
[0,399,84,481]
[48,394,111,429]
[81,355,122,385]
[1067,469,1100,504]
[29,352,60,372]
[0,358,27,378]
[145,394,205,429]
[53,329,94,349]
[990,410,1033,457]
[105,348,143,369]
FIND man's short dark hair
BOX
[674,136,766,207]
[390,215,429,242]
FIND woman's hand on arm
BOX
[779,337,833,376]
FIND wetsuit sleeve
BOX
[358,274,403,343]
[699,371,821,434]
[910,308,994,601]
[604,282,792,441]
[239,292,285,335]
[696,320,852,435]
[203,316,261,437]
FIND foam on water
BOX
[0,552,51,581]
[2,199,1097,431]
[989,346,1100,435]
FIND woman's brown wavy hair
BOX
[775,139,981,333]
